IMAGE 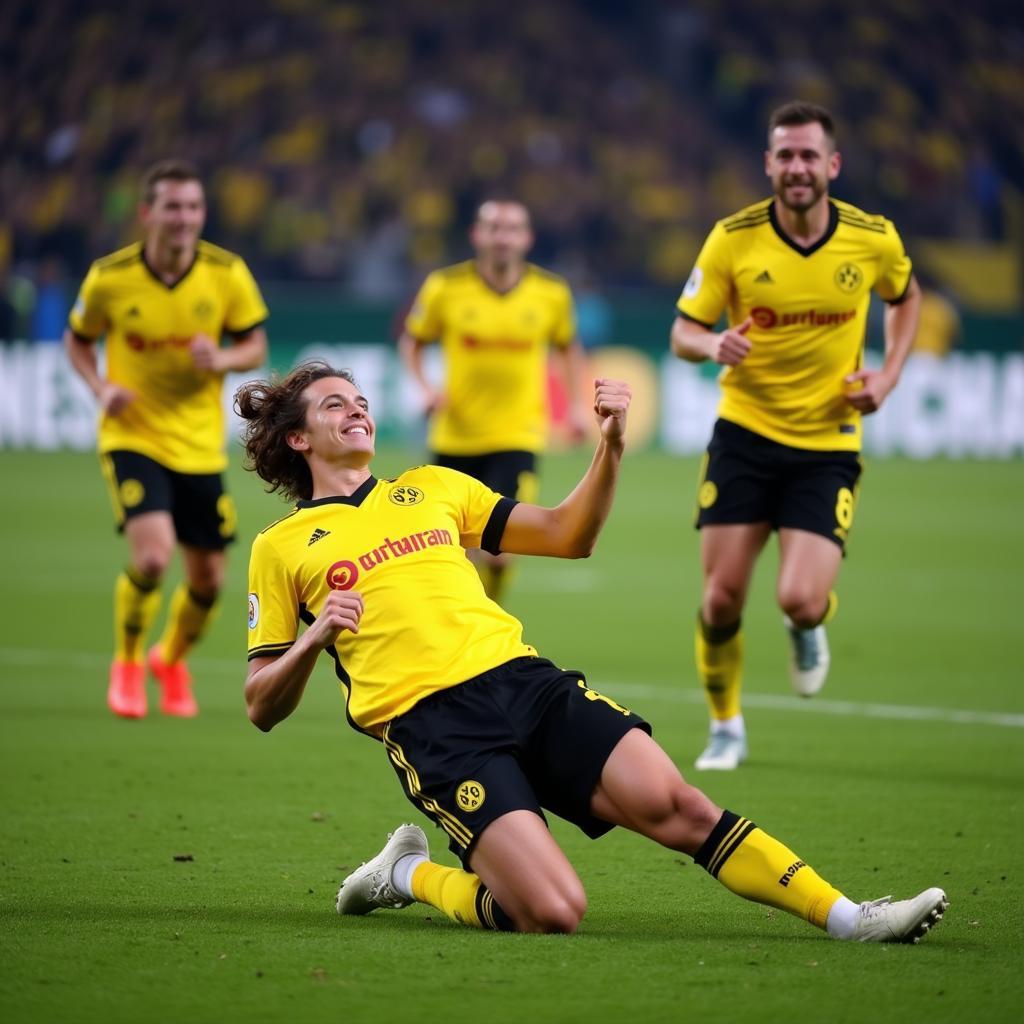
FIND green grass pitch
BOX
[1,445,1022,1023]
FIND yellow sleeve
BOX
[873,221,914,303]
[427,466,504,548]
[67,263,109,339]
[247,533,300,659]
[675,222,733,327]
[225,257,269,335]
[550,280,577,348]
[403,272,446,343]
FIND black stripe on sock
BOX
[476,886,516,932]
[693,809,757,876]
[708,820,757,878]
[187,587,218,609]
[125,567,160,592]
[698,613,741,645]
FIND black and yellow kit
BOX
[404,261,576,456]
[68,240,268,474]
[677,198,913,453]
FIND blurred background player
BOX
[670,102,921,770]
[64,159,269,719]
[398,199,589,604]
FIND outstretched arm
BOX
[498,379,631,559]
[245,591,363,731]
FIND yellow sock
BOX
[821,590,838,625]
[157,584,218,664]
[410,861,513,931]
[114,568,162,663]
[694,810,844,929]
[695,614,743,721]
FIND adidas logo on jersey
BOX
[754,270,774,284]
[308,528,331,546]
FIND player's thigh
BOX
[700,522,772,588]
[590,729,721,853]
[776,528,843,613]
[468,810,586,932]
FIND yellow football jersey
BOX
[404,261,576,455]
[246,466,536,735]
[676,198,913,451]
[68,241,268,473]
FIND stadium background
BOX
[2,3,1023,1023]
[1,0,1022,458]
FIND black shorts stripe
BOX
[382,725,475,849]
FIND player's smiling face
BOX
[765,122,840,213]
[292,376,375,463]
[141,179,206,256]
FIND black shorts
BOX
[381,656,651,866]
[695,419,862,550]
[100,450,237,550]
[431,450,539,503]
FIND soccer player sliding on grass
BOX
[237,361,947,942]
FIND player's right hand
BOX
[99,381,136,416]
[710,316,753,366]
[422,387,448,415]
[310,590,364,648]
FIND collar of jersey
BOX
[296,475,377,509]
[769,199,839,257]
[473,261,528,296]
[141,246,199,289]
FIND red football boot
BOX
[108,660,147,718]
[148,645,199,717]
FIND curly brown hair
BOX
[234,361,357,502]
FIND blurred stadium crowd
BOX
[1,0,1021,336]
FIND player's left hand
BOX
[189,334,224,373]
[593,378,631,445]
[843,369,895,415]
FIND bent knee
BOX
[702,581,745,625]
[516,887,587,935]
[133,551,172,581]
[778,589,829,628]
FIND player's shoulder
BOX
[525,263,571,293]
[196,240,242,267]
[432,260,476,283]
[719,199,774,233]
[525,263,569,286]
[832,198,894,235]
[93,242,144,274]
[254,507,302,542]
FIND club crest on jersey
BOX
[389,485,424,506]
[834,263,864,293]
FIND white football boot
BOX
[850,888,949,943]
[336,823,429,915]
[694,730,748,771]
[784,616,831,697]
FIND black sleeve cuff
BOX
[481,496,518,555]
[227,318,267,339]
[884,269,915,306]
[677,309,716,329]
